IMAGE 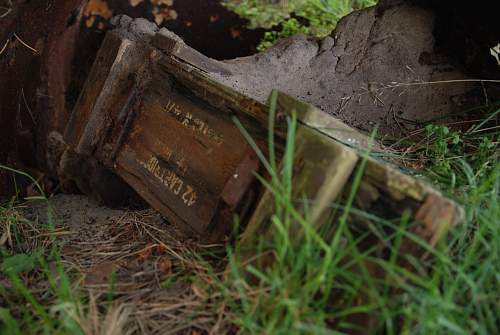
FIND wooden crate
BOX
[242,92,462,250]
[62,26,462,242]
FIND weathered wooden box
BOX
[61,18,462,244]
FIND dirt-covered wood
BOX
[61,20,462,240]
[242,92,462,248]
[62,21,270,236]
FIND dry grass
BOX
[0,0,12,19]
[1,195,231,334]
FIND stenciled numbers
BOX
[140,156,198,207]
[164,99,224,146]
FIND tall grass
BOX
[1,101,498,333]
[213,97,500,334]
[0,166,87,334]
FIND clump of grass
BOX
[206,95,500,334]
[384,105,499,333]
[0,167,135,335]
[223,0,377,50]
[385,103,500,333]
[0,166,86,334]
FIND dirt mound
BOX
[215,3,497,135]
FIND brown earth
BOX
[7,194,229,334]
[215,2,499,135]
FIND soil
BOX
[215,3,499,135]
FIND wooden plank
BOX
[152,29,232,75]
[64,32,146,156]
[274,91,380,151]
[241,124,359,244]
[268,93,463,251]
[63,32,127,151]
[110,73,261,233]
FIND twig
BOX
[13,32,37,53]
[21,88,36,123]
[481,81,489,106]
[468,125,500,135]
[385,79,500,88]
[0,38,8,55]
[0,0,12,18]
[364,78,500,101]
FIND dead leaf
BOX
[230,27,241,39]
[158,257,172,274]
[168,9,178,20]
[152,7,178,26]
[151,0,174,6]
[85,16,96,28]
[85,261,116,285]
[137,246,153,262]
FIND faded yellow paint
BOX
[164,99,224,145]
[139,156,197,207]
